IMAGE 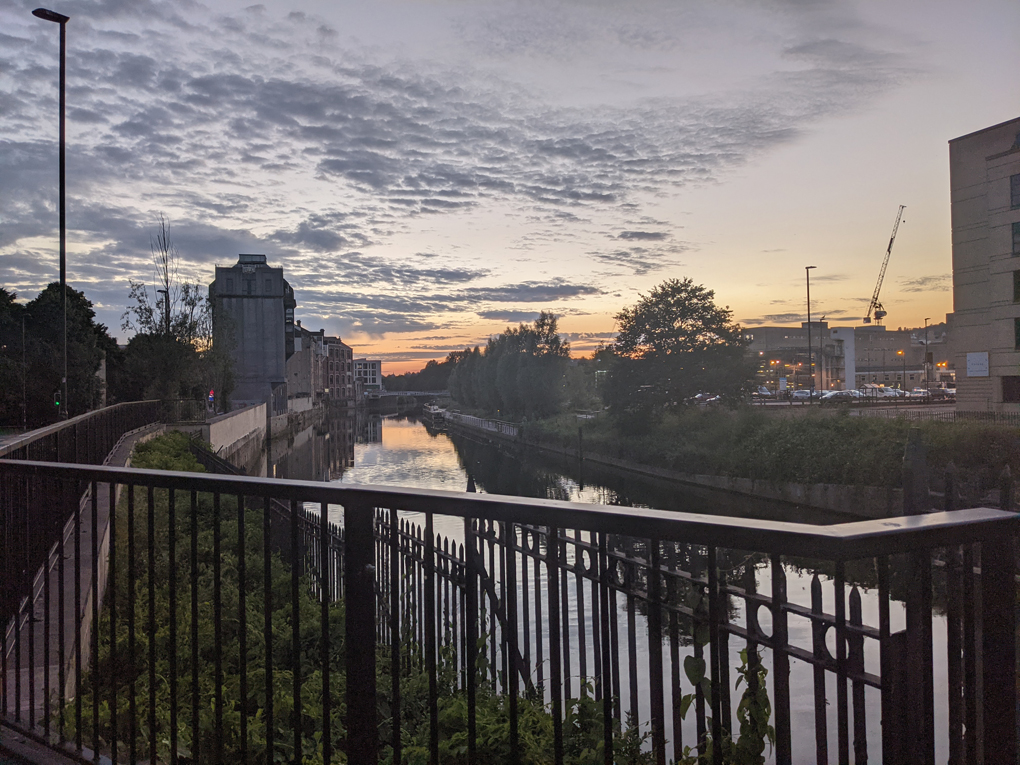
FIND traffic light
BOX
[53,390,61,409]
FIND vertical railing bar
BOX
[668,552,682,763]
[238,494,248,764]
[505,522,520,765]
[626,567,638,725]
[43,479,53,741]
[72,481,82,750]
[648,539,666,765]
[320,501,331,765]
[534,529,544,692]
[466,520,478,765]
[599,533,613,765]
[92,482,101,761]
[426,511,439,764]
[390,509,402,765]
[877,557,892,764]
[522,531,531,677]
[26,479,36,730]
[561,532,571,702]
[212,491,224,765]
[962,544,977,765]
[770,553,791,764]
[835,560,849,763]
[609,558,621,726]
[706,547,723,765]
[547,525,564,765]
[147,485,157,765]
[718,567,731,738]
[499,522,508,694]
[575,529,587,695]
[345,501,378,765]
[980,532,1017,762]
[849,585,867,765]
[167,488,178,765]
[190,490,200,765]
[263,496,274,765]
[58,478,67,742]
[107,482,116,761]
[810,574,828,765]
[291,498,302,763]
[127,485,137,763]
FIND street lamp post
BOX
[33,7,70,418]
[805,266,816,401]
[924,317,931,392]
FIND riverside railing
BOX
[1,459,1016,765]
[445,411,519,437]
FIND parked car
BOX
[908,388,932,400]
[751,386,775,399]
[790,390,819,401]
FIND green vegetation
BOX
[0,284,119,425]
[448,312,572,419]
[525,407,1020,493]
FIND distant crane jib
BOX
[864,204,906,324]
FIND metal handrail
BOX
[1,459,1015,558]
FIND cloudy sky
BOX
[2,0,1018,371]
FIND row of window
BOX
[1013,173,1020,210]
[223,278,277,294]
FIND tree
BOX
[606,278,754,414]
[111,215,233,408]
[121,214,207,344]
[0,284,118,426]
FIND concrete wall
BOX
[289,396,313,413]
[204,403,266,454]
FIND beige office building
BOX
[949,117,1020,411]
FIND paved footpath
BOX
[3,424,165,740]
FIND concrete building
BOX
[852,325,951,389]
[210,254,296,412]
[354,359,383,391]
[324,337,357,407]
[745,323,845,392]
[286,322,327,410]
[949,116,1020,411]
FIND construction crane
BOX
[863,204,906,325]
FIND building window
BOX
[1013,174,1020,209]
[1013,222,1020,256]
[245,280,254,295]
[1004,376,1020,403]
[1016,318,1020,350]
[1014,271,1020,302]
[226,278,234,292]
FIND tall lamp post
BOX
[897,349,905,390]
[924,317,931,392]
[805,266,816,400]
[33,7,70,418]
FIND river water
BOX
[270,412,945,762]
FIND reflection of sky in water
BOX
[334,418,471,492]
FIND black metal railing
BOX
[0,401,161,463]
[1,459,1017,764]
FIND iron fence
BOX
[1,459,1017,764]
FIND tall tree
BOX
[607,278,753,414]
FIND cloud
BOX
[618,231,668,241]
[899,274,950,292]
[476,310,541,323]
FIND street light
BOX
[805,266,816,401]
[897,349,905,391]
[33,7,70,417]
[924,317,931,392]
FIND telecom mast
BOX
[863,205,906,325]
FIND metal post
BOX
[345,502,378,764]
[806,266,816,400]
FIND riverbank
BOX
[444,407,1020,517]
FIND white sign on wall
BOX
[966,352,989,377]
[779,377,788,390]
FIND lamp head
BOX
[806,265,816,270]
[33,8,70,23]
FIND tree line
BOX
[388,277,753,423]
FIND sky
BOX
[2,0,1018,373]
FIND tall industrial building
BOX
[949,117,1020,411]
[210,254,296,411]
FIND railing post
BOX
[981,532,1017,762]
[345,501,378,764]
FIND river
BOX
[269,412,945,762]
